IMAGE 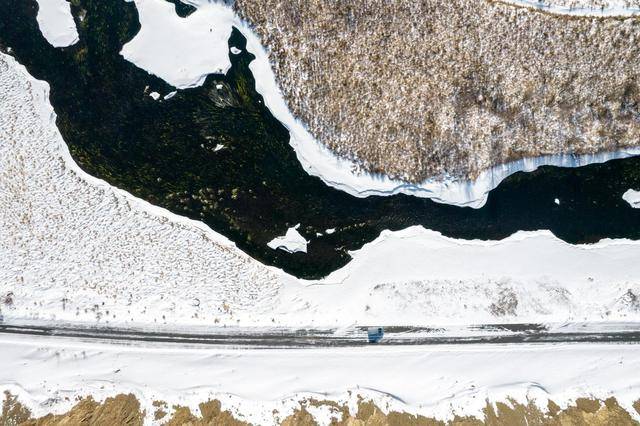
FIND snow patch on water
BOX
[267,224,308,253]
[120,0,234,88]
[35,0,79,48]
[622,189,640,208]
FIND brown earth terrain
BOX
[234,0,640,183]
[3,391,640,425]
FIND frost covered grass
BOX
[116,0,640,207]
[234,0,640,206]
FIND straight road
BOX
[1,322,639,348]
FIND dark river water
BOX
[1,0,639,278]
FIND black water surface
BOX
[1,0,639,279]
[165,0,196,17]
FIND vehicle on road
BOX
[368,327,384,343]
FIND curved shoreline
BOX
[4,48,640,329]
[233,3,640,208]
[115,0,640,208]
[7,0,640,279]
[33,0,79,48]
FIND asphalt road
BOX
[1,322,640,348]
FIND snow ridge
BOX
[0,52,285,328]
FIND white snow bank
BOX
[623,189,640,208]
[118,0,640,207]
[321,227,640,286]
[1,334,640,424]
[120,0,235,88]
[0,52,284,328]
[277,227,640,326]
[3,50,640,329]
[281,144,640,208]
[267,224,308,253]
[501,0,640,16]
[35,0,79,48]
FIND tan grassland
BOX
[234,0,640,182]
[3,391,640,425]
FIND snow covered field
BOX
[2,51,640,330]
[0,52,284,328]
[2,333,640,424]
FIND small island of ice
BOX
[120,0,235,89]
[622,189,640,208]
[35,0,79,48]
[267,224,308,253]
